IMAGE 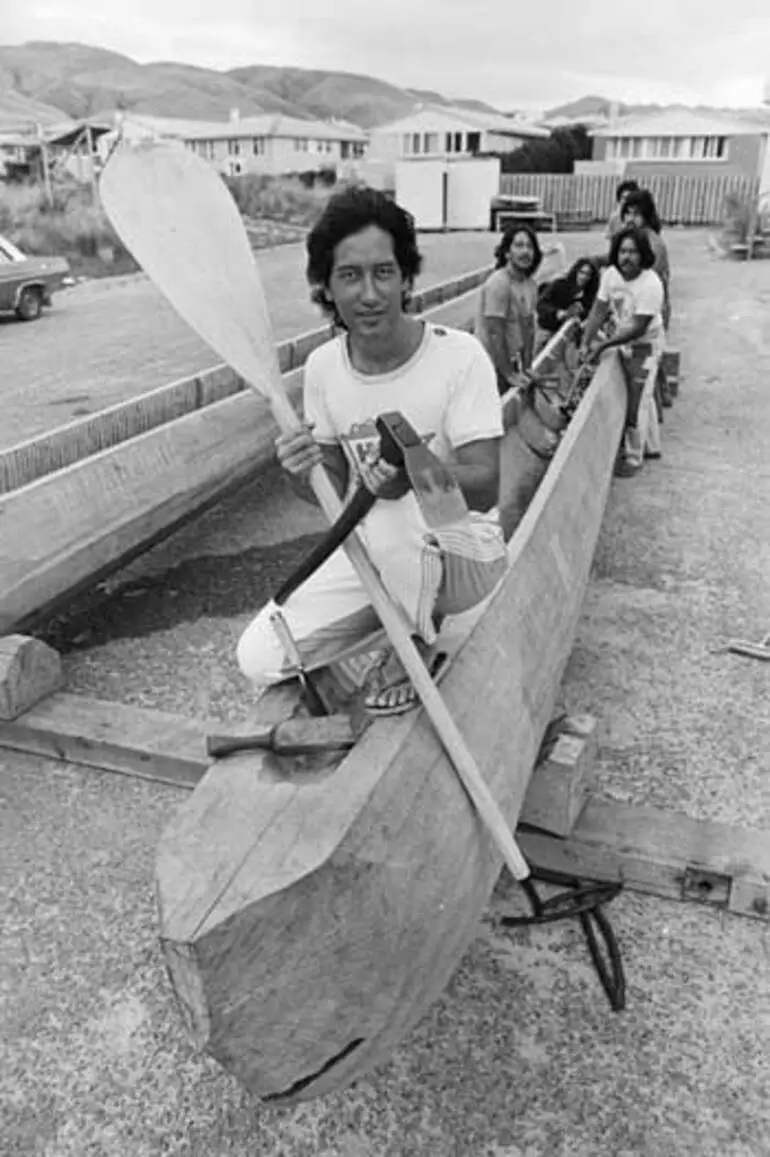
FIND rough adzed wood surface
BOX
[155,349,627,1104]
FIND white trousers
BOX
[622,348,662,467]
[237,509,507,687]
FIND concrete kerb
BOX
[0,266,492,495]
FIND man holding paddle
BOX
[237,186,507,715]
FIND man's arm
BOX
[484,316,517,384]
[595,313,651,353]
[446,437,501,513]
[581,298,610,348]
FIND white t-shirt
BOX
[597,266,665,352]
[303,321,503,566]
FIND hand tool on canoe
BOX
[272,411,464,608]
[99,141,531,883]
[206,713,366,758]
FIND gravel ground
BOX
[0,230,507,450]
[2,229,770,1156]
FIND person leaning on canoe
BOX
[579,225,664,477]
[474,224,542,395]
[536,257,600,336]
[620,188,671,328]
[236,186,508,716]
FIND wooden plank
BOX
[0,287,482,636]
[0,691,209,787]
[518,798,770,923]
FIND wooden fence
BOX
[498,173,760,226]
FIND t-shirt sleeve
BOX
[445,338,505,447]
[302,352,337,444]
[480,271,510,320]
[596,267,615,303]
[633,272,664,316]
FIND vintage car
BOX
[0,234,71,321]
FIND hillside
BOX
[0,40,510,130]
[0,88,72,131]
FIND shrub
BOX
[222,172,334,225]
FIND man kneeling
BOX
[236,186,507,715]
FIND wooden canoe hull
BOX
[155,351,627,1103]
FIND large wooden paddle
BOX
[99,141,530,882]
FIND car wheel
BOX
[16,287,43,321]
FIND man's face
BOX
[617,237,642,278]
[327,225,407,342]
[507,231,535,275]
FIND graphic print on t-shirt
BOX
[339,418,437,481]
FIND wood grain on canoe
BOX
[155,348,627,1102]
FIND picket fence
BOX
[498,172,759,226]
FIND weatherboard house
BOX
[367,104,549,162]
[97,109,368,178]
[589,107,770,189]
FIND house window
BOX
[423,133,439,154]
[352,141,364,158]
[227,138,240,156]
[454,132,463,152]
[411,133,421,154]
[467,132,481,155]
[252,137,265,155]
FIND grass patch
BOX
[0,170,338,279]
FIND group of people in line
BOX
[474,177,673,476]
[236,179,674,714]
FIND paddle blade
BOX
[99,141,292,423]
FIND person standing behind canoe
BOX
[580,225,664,477]
[474,225,542,395]
[605,179,641,243]
[237,186,507,715]
[621,189,671,328]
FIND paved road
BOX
[0,231,511,450]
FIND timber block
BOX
[519,714,597,837]
[0,634,63,721]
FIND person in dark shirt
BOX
[537,257,600,336]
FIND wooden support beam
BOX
[518,799,770,924]
[2,692,767,922]
[0,635,62,721]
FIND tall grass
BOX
[0,181,137,276]
[0,171,337,278]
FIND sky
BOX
[2,0,770,111]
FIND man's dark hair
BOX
[616,179,640,203]
[306,185,423,322]
[622,188,662,233]
[608,225,656,270]
[493,223,543,275]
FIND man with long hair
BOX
[474,224,542,394]
[581,226,664,476]
[537,257,600,336]
[621,188,671,328]
[237,186,507,715]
